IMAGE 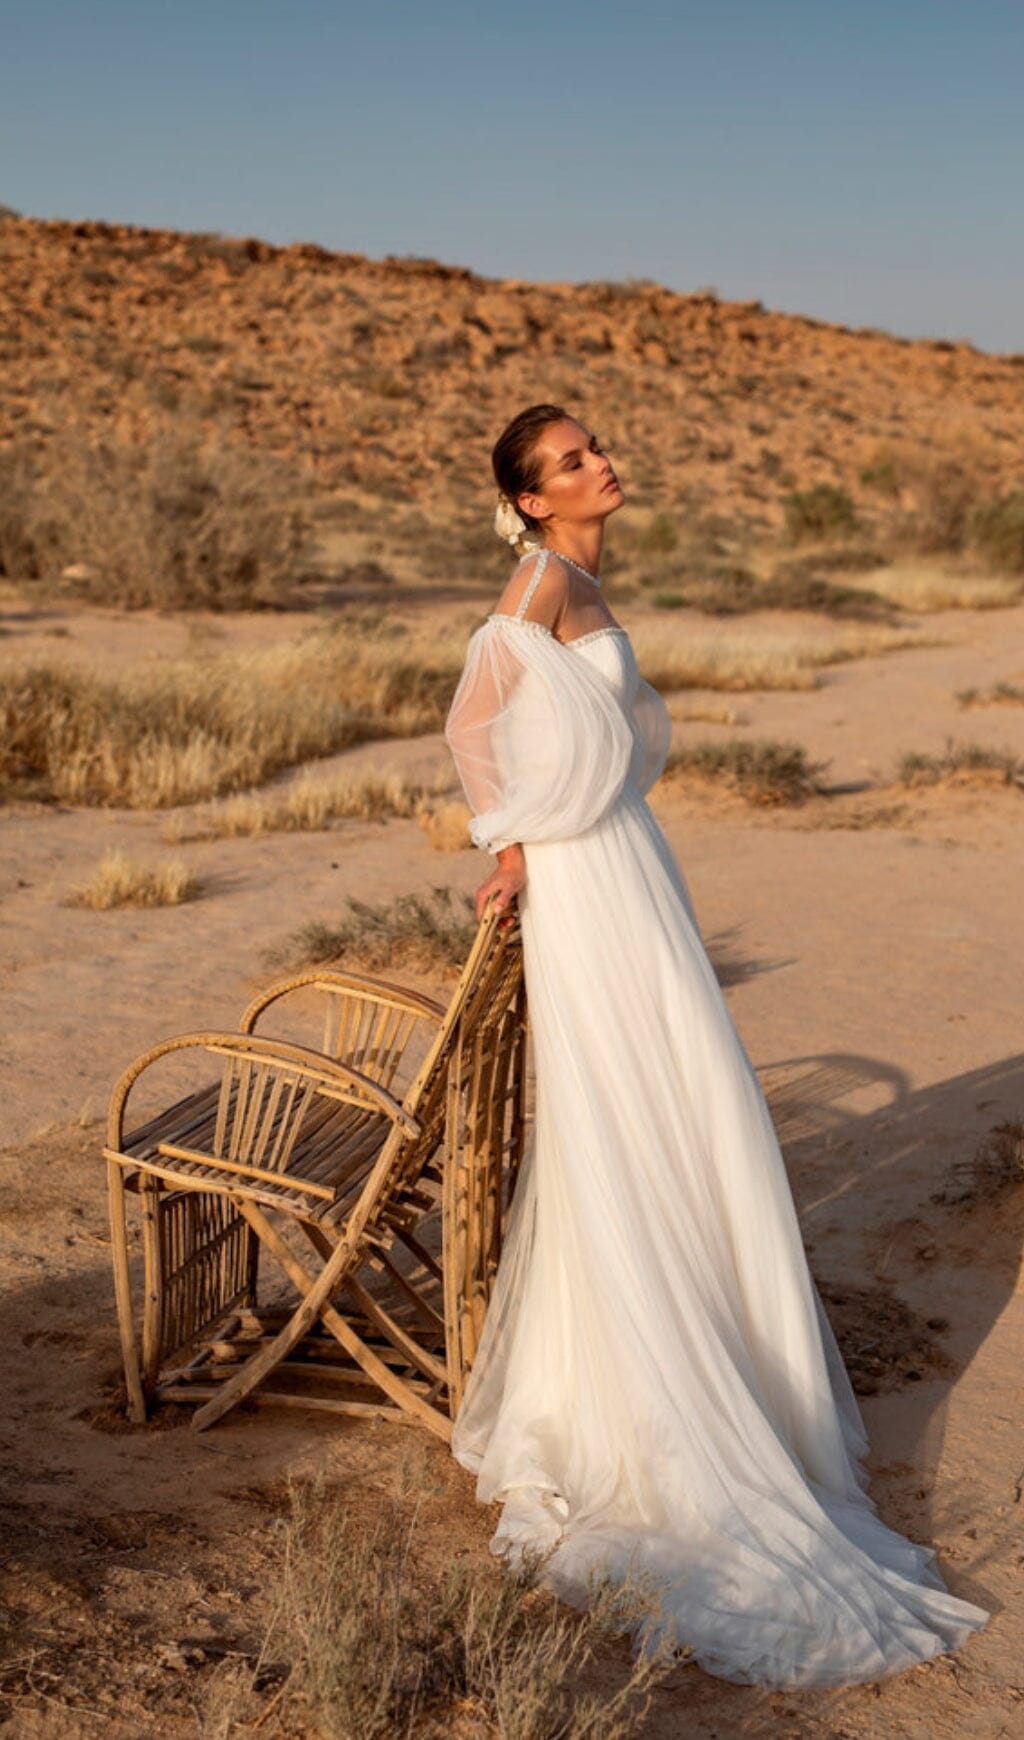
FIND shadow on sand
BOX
[763,1046,1022,1618]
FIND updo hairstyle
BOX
[491,403,569,555]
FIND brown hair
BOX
[491,403,569,532]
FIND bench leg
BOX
[107,1160,147,1423]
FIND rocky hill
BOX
[2,212,1023,560]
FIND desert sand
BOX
[1,580,1022,1738]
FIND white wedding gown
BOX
[443,551,988,1687]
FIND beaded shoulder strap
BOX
[513,547,550,619]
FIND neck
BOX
[542,524,604,576]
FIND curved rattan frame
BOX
[104,902,527,1437]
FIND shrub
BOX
[859,458,900,496]
[772,545,886,576]
[967,491,1024,574]
[932,1120,1024,1205]
[897,739,1024,787]
[874,447,989,555]
[956,682,1024,709]
[783,485,858,543]
[758,570,892,620]
[667,565,757,614]
[906,459,978,554]
[0,445,41,582]
[224,1480,679,1740]
[662,739,826,805]
[0,427,311,609]
[269,885,479,974]
[650,560,891,621]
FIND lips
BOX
[601,475,620,493]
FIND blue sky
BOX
[3,0,1022,352]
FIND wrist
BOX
[496,842,524,865]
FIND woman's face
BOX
[517,419,624,530]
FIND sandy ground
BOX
[1,594,1022,1737]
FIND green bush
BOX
[783,485,858,543]
[859,459,900,496]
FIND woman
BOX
[443,403,988,1687]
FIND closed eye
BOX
[566,436,604,470]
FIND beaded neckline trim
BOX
[487,614,628,650]
[519,547,601,587]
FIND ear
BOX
[517,490,553,524]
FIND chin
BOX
[599,487,625,517]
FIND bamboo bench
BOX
[104,902,527,1438]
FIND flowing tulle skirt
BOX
[450,777,988,1687]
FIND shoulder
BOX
[492,549,570,630]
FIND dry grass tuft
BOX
[0,620,463,808]
[932,1121,1024,1207]
[165,765,451,841]
[269,885,478,975]
[897,739,1024,789]
[417,799,474,852]
[956,681,1024,710]
[66,849,199,909]
[1,610,933,811]
[662,739,826,806]
[633,622,929,694]
[844,563,1023,613]
[200,1480,680,1740]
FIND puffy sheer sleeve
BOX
[444,616,637,853]
[629,677,672,795]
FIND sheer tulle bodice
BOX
[444,553,988,1687]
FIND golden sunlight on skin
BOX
[516,418,626,579]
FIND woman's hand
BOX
[475,843,526,923]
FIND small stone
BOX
[158,1643,190,1674]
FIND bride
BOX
[442,403,988,1687]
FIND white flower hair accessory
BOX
[494,493,544,552]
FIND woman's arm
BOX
[473,842,526,922]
